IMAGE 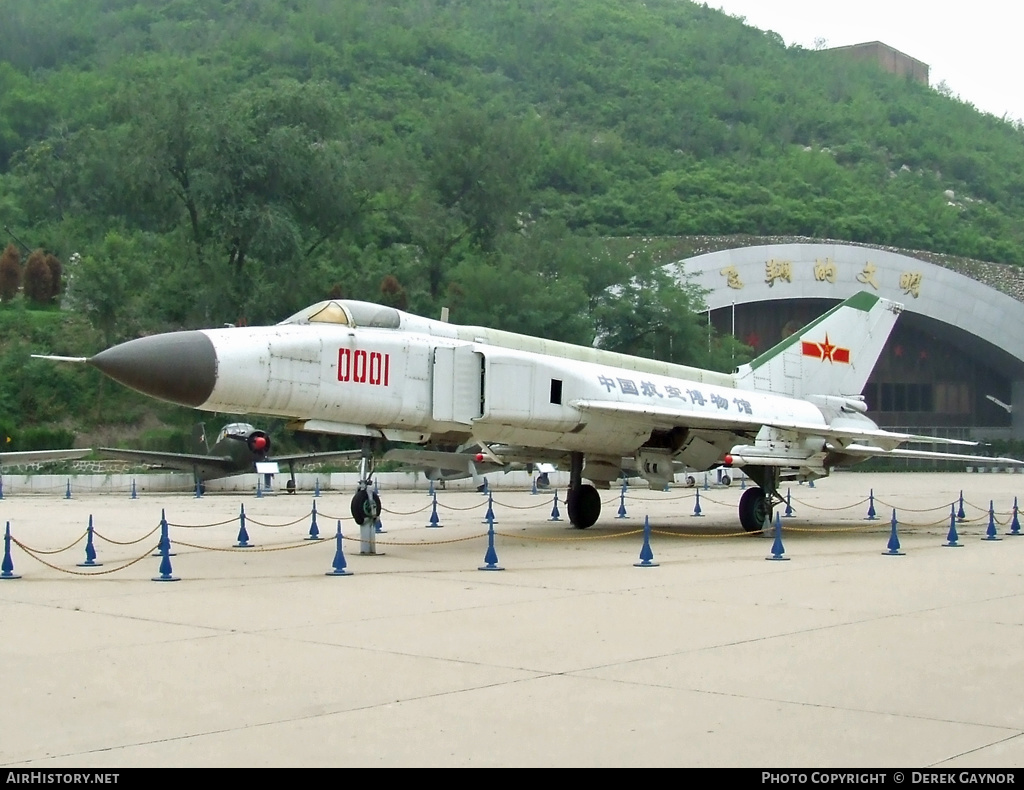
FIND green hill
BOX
[1,0,1022,447]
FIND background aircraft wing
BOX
[0,448,91,466]
[271,449,364,466]
[98,447,236,471]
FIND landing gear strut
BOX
[350,450,381,526]
[566,451,601,529]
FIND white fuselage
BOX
[195,323,830,462]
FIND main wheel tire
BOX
[350,489,382,526]
[684,474,696,488]
[720,473,731,487]
[567,484,601,529]
[286,479,296,494]
[738,486,771,532]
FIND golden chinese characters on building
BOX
[813,258,837,283]
[720,265,743,289]
[764,259,792,287]
[857,262,880,289]
[899,271,923,298]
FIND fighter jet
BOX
[36,292,1021,529]
[97,422,359,494]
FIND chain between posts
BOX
[11,537,160,576]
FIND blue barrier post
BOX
[234,504,253,547]
[325,521,352,577]
[617,482,628,519]
[427,491,442,528]
[478,513,504,571]
[151,509,176,557]
[883,510,905,556]
[77,515,102,567]
[306,500,321,540]
[152,516,179,582]
[692,489,703,517]
[1,521,20,580]
[944,504,963,547]
[766,512,789,561]
[549,491,561,522]
[1008,497,1021,536]
[957,491,966,522]
[983,500,1001,541]
[482,492,497,524]
[633,515,658,568]
[784,488,795,518]
[865,489,877,520]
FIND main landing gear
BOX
[737,467,780,532]
[566,451,601,529]
[350,452,381,527]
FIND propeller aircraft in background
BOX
[97,422,359,494]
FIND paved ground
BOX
[1,471,1023,767]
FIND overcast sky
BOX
[712,1,1024,123]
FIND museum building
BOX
[672,242,1024,443]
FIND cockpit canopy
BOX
[217,423,258,443]
[279,300,402,329]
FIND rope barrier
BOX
[12,537,160,576]
[4,480,1023,578]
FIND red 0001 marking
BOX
[338,348,390,385]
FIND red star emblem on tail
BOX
[801,333,850,364]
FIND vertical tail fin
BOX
[734,292,901,399]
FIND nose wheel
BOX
[351,449,381,526]
[351,487,381,526]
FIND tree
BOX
[591,258,752,372]
[65,232,147,347]
[44,252,62,301]
[0,243,20,302]
[22,249,52,305]
[379,275,408,310]
[406,106,543,299]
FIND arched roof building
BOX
[670,241,1024,441]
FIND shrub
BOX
[23,249,53,305]
[0,244,20,302]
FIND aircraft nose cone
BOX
[90,331,217,407]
